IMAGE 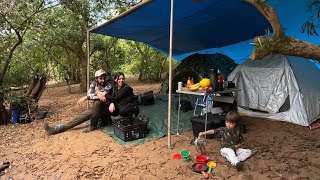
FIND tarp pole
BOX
[167,0,174,149]
[86,30,90,109]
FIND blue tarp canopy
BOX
[90,0,319,63]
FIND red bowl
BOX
[195,155,208,163]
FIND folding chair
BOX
[193,95,212,116]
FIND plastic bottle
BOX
[190,77,195,85]
[187,77,191,87]
[217,70,223,91]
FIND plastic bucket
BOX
[12,107,20,124]
[180,149,190,161]
[195,155,208,163]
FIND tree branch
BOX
[106,38,118,53]
[249,36,320,62]
[244,0,320,62]
[58,43,77,54]
[244,0,284,38]
[0,20,23,81]
[18,0,45,31]
[0,0,58,82]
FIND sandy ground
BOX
[1,79,320,180]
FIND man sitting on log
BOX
[44,69,113,135]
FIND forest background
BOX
[0,0,177,110]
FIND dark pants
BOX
[113,104,139,117]
[58,100,110,131]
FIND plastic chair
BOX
[194,95,212,116]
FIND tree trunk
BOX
[103,47,110,72]
[245,0,320,62]
[0,29,23,125]
[59,43,87,93]
[79,51,87,93]
[0,94,10,125]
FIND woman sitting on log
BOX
[97,72,139,118]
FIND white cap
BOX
[95,69,106,77]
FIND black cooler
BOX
[190,113,225,139]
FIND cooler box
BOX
[190,114,225,139]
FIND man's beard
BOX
[97,81,106,86]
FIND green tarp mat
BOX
[101,95,201,146]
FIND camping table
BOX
[175,88,241,138]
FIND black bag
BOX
[19,114,32,124]
[139,94,154,106]
[176,100,193,112]
[137,90,154,106]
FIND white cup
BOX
[178,82,183,90]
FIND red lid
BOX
[173,153,182,160]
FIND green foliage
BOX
[0,0,175,96]
[0,0,55,107]
[124,41,175,82]
[4,63,33,88]
[11,95,28,108]
[302,0,320,36]
[90,35,126,75]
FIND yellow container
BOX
[207,161,217,168]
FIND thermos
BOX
[209,69,218,91]
[217,74,223,91]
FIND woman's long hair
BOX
[113,72,125,82]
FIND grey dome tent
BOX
[228,54,320,126]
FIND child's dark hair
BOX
[114,72,125,81]
[225,110,241,126]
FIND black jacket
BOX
[105,82,136,108]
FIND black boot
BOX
[82,117,99,133]
[82,125,97,133]
[100,116,112,127]
[44,122,65,135]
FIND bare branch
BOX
[58,43,77,54]
[0,28,23,81]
